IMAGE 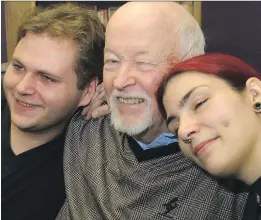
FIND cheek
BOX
[201,101,232,127]
[41,92,64,107]
[179,142,194,158]
[141,75,162,99]
[103,74,114,94]
[207,96,248,126]
[39,86,78,108]
[151,74,165,91]
[3,71,18,91]
[142,78,164,115]
[146,86,160,114]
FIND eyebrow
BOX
[104,48,150,58]
[12,58,23,66]
[166,85,208,126]
[179,86,202,108]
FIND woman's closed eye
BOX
[194,98,208,111]
[168,122,180,136]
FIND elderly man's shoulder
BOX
[67,112,115,138]
[64,112,119,161]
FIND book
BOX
[84,4,98,11]
[97,9,108,26]
[108,7,118,19]
[179,2,193,15]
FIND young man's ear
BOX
[245,77,261,104]
[78,77,98,107]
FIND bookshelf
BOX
[36,1,126,27]
[3,1,201,62]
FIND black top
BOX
[1,97,66,220]
[251,177,261,219]
[127,133,181,162]
[243,177,261,220]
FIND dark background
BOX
[201,1,261,73]
[2,1,261,73]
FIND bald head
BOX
[106,2,205,61]
[108,2,192,28]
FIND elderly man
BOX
[57,2,248,220]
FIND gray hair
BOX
[176,16,205,61]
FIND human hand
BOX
[81,83,110,120]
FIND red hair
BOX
[168,53,261,89]
[157,53,261,118]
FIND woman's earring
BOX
[253,102,261,112]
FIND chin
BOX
[111,114,152,136]
[204,162,233,178]
[13,123,36,132]
[11,119,28,128]
[11,116,41,132]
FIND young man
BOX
[1,3,104,220]
[57,2,248,220]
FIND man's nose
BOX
[113,63,136,90]
[16,73,36,95]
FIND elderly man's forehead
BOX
[106,2,194,47]
[113,2,188,15]
[107,2,190,26]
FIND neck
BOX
[134,118,169,144]
[10,122,65,155]
[238,137,261,185]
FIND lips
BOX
[16,98,40,108]
[193,136,219,157]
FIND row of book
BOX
[86,2,193,27]
[97,7,118,26]
[86,5,118,27]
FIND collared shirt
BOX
[135,133,178,150]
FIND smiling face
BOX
[103,7,176,141]
[3,32,86,133]
[163,71,261,177]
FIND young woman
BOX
[157,53,261,219]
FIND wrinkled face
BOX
[103,20,172,137]
[3,32,84,133]
[163,71,260,177]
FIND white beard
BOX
[109,90,153,136]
